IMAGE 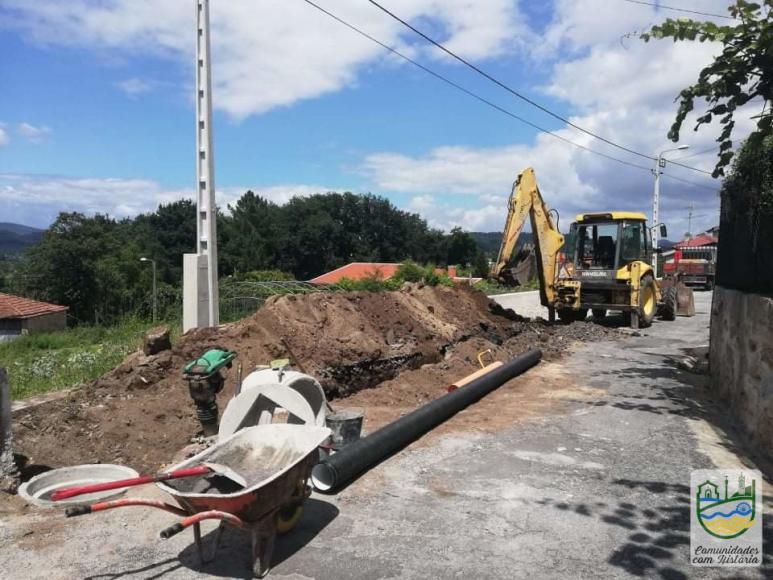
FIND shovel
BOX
[50,462,247,501]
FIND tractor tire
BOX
[558,308,588,323]
[557,308,576,324]
[638,275,656,328]
[661,286,677,321]
[626,310,640,329]
[592,308,606,320]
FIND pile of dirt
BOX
[11,285,617,474]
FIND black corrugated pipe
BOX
[312,348,542,492]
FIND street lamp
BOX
[140,257,157,323]
[652,145,689,276]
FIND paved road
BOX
[490,290,548,319]
[2,291,770,578]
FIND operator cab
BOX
[563,212,657,278]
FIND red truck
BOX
[662,239,717,290]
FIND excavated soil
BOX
[10,285,618,476]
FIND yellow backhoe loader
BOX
[491,167,694,329]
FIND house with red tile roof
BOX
[0,293,68,340]
[674,233,718,249]
[310,263,400,285]
[310,263,461,285]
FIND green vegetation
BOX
[0,318,172,400]
[474,278,539,295]
[336,261,455,292]
[715,135,773,292]
[1,192,488,325]
[230,269,296,282]
[643,0,773,177]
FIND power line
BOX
[366,0,649,161]
[667,157,714,175]
[375,0,719,179]
[366,0,716,178]
[672,146,716,161]
[301,0,717,192]
[301,0,650,173]
[661,171,720,192]
[619,0,735,20]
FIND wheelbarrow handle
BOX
[65,505,92,517]
[65,498,188,518]
[51,466,212,501]
[160,510,248,539]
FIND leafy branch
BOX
[642,0,772,177]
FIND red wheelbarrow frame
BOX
[66,484,311,579]
[62,425,329,578]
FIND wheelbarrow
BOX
[66,424,331,578]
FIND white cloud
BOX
[116,77,152,97]
[0,174,335,225]
[0,124,8,147]
[17,122,51,143]
[2,0,530,119]
[358,0,732,232]
[407,194,435,213]
[1,1,735,234]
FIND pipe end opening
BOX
[311,463,336,492]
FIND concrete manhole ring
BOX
[18,464,139,508]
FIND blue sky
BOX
[0,1,734,234]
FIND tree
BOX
[17,213,143,323]
[473,250,490,278]
[219,192,280,275]
[132,199,196,284]
[446,227,479,266]
[715,134,773,292]
[642,0,773,176]
[13,190,483,323]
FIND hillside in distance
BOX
[0,222,44,255]
[470,231,534,256]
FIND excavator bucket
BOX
[500,247,537,286]
[675,282,696,317]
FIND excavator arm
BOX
[490,168,565,312]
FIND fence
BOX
[716,191,773,295]
[2,280,344,332]
[219,281,341,322]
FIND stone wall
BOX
[0,367,19,492]
[710,285,773,451]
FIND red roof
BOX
[0,293,68,320]
[675,234,718,249]
[310,263,401,284]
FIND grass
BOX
[0,318,179,400]
[474,278,540,295]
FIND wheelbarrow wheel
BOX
[276,502,304,534]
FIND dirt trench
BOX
[10,284,618,475]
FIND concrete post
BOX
[0,368,20,492]
[651,155,662,277]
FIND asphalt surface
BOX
[2,291,770,579]
[491,290,548,319]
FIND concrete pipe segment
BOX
[312,349,542,492]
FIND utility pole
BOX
[651,145,689,276]
[686,202,694,237]
[183,0,219,330]
[651,157,663,274]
